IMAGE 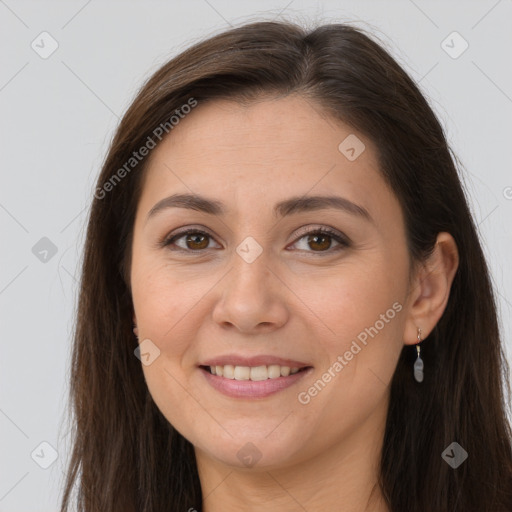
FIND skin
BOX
[130,94,459,511]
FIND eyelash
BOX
[161,226,350,255]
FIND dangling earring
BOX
[413,327,424,383]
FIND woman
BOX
[60,20,512,512]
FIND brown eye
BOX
[290,228,349,254]
[184,232,209,250]
[163,229,221,252]
[163,227,349,255]
[306,233,333,251]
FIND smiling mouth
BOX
[199,364,312,381]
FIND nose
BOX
[211,251,290,334]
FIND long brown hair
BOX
[59,20,512,512]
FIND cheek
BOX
[141,361,204,446]
[293,263,405,433]
[132,264,209,431]
[291,256,407,392]
[132,259,211,346]
[296,259,405,336]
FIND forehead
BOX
[153,94,373,167]
[137,95,399,226]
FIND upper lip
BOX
[200,355,312,368]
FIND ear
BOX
[132,311,139,337]
[403,232,459,345]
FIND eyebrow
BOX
[145,193,373,224]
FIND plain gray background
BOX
[1,0,511,510]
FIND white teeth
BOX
[268,364,281,379]
[249,365,268,381]
[207,364,305,380]
[234,366,250,380]
[222,365,235,379]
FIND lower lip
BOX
[199,367,313,399]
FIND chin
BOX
[196,433,305,471]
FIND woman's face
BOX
[130,94,413,470]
